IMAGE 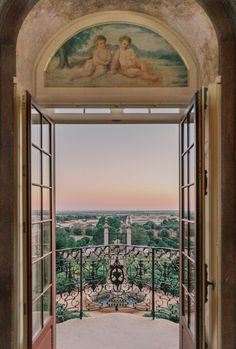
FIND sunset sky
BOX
[56,124,179,210]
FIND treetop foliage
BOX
[56,216,180,250]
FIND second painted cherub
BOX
[111,35,162,82]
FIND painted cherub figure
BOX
[111,35,162,81]
[73,35,112,79]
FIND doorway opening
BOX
[15,6,214,349]
[55,122,179,349]
[28,98,202,349]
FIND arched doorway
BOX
[0,1,236,349]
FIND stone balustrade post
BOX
[126,223,132,245]
[104,222,109,245]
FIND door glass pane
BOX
[42,118,50,153]
[43,287,52,324]
[43,255,51,289]
[183,222,188,254]
[189,297,195,335]
[32,147,41,185]
[43,188,50,220]
[32,108,41,147]
[183,118,188,151]
[183,255,188,288]
[189,108,195,147]
[183,287,188,320]
[32,186,41,222]
[32,224,41,261]
[43,153,51,187]
[32,298,42,338]
[189,185,195,221]
[189,223,195,259]
[189,260,195,297]
[32,261,42,300]
[189,148,195,184]
[183,153,188,185]
[183,187,188,219]
[43,222,51,254]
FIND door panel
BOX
[27,93,55,349]
[33,322,53,349]
[179,92,204,349]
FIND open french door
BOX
[26,92,56,349]
[179,92,204,349]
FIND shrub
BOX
[144,303,179,323]
[56,304,88,323]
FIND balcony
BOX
[56,244,179,349]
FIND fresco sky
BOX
[56,124,179,210]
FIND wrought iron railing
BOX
[56,244,179,322]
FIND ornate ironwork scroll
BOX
[56,245,179,322]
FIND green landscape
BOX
[56,210,180,250]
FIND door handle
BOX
[205,264,215,303]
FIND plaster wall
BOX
[16,0,219,94]
[230,0,236,10]
[0,0,8,13]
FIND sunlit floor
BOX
[57,313,179,349]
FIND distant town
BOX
[56,210,180,250]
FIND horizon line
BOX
[56,209,179,212]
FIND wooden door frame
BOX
[26,94,56,349]
[179,92,204,349]
[0,1,236,349]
